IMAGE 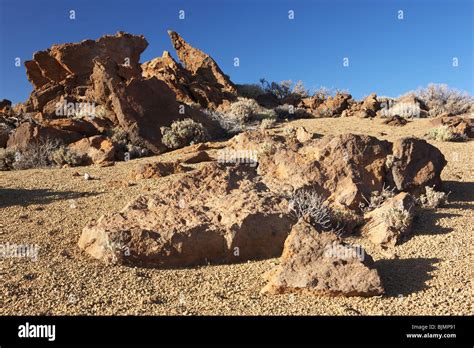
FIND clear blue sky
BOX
[0,0,472,103]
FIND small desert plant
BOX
[225,97,262,123]
[427,126,467,142]
[360,185,396,212]
[409,84,473,117]
[283,126,297,138]
[418,186,449,209]
[382,204,413,233]
[274,104,312,120]
[315,106,334,118]
[0,147,18,171]
[109,126,128,144]
[260,118,276,130]
[259,79,309,100]
[13,138,61,170]
[202,109,243,135]
[288,189,334,231]
[160,118,209,150]
[51,146,83,166]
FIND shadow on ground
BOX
[412,211,459,237]
[376,257,440,296]
[443,180,474,202]
[0,188,100,208]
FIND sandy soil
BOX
[0,117,472,315]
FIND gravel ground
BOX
[0,117,472,315]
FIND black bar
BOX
[0,316,471,346]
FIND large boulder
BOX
[388,137,447,193]
[78,163,293,267]
[261,220,384,296]
[257,133,392,209]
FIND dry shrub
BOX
[160,119,209,150]
[411,84,473,117]
[418,186,449,209]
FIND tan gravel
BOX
[0,117,472,315]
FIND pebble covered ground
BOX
[0,117,472,315]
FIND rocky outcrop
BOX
[7,31,225,154]
[78,163,293,267]
[255,133,392,209]
[314,93,352,117]
[430,115,473,138]
[89,57,221,153]
[261,220,384,296]
[142,31,238,109]
[24,32,147,90]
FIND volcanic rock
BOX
[261,220,384,296]
[78,163,293,267]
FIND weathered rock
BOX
[0,99,12,115]
[142,32,238,109]
[168,31,237,97]
[383,115,408,126]
[362,93,380,114]
[89,57,222,153]
[430,116,473,138]
[7,122,83,149]
[68,135,116,165]
[361,192,414,247]
[25,31,147,89]
[256,93,281,109]
[388,137,447,193]
[315,93,352,117]
[78,163,293,267]
[295,126,313,143]
[261,220,384,296]
[257,133,392,209]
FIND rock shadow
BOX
[376,257,440,296]
[0,188,100,208]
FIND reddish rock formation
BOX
[388,137,447,193]
[141,31,238,109]
[261,220,384,296]
[78,163,293,267]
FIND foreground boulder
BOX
[78,163,293,267]
[361,192,414,247]
[261,220,384,296]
